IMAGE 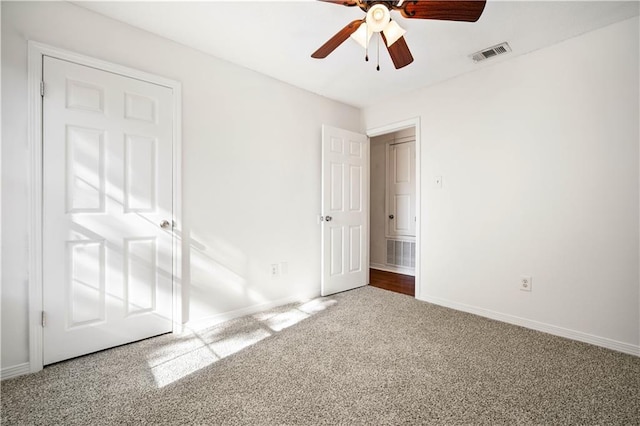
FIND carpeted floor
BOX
[2,286,639,425]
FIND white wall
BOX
[364,17,640,353]
[1,1,361,370]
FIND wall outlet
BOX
[271,263,280,278]
[520,275,532,292]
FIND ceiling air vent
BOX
[470,42,512,63]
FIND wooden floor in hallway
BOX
[369,268,415,297]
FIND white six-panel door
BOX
[388,141,416,238]
[321,125,369,296]
[42,56,174,364]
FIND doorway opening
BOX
[367,119,420,298]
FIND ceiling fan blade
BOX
[399,1,486,22]
[381,34,414,69]
[317,0,360,6]
[311,20,365,59]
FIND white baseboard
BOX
[370,263,415,277]
[184,291,321,332]
[1,362,31,380]
[420,294,640,357]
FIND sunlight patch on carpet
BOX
[149,295,338,388]
[264,309,309,332]
[151,346,219,388]
[209,328,271,358]
[298,298,337,315]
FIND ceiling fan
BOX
[311,0,487,70]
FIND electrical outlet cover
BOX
[271,264,280,277]
[520,275,532,292]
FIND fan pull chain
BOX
[376,33,381,71]
[365,25,369,62]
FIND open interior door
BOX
[321,125,369,296]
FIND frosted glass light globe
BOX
[366,4,390,33]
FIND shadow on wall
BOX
[179,220,279,325]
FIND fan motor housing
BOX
[359,1,397,13]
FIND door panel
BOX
[330,227,343,276]
[321,125,369,296]
[66,126,105,212]
[124,135,157,212]
[124,237,157,315]
[394,194,412,232]
[349,165,362,211]
[68,240,105,327]
[349,225,362,273]
[43,56,174,365]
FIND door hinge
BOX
[40,81,45,97]
[41,311,46,327]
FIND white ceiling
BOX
[75,1,639,108]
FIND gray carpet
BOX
[2,286,639,425]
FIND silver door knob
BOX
[389,214,394,219]
[160,220,171,229]
[325,216,333,222]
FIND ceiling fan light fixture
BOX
[350,23,373,49]
[382,20,406,47]
[312,0,487,70]
[366,4,390,33]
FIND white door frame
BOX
[367,118,421,298]
[27,41,183,373]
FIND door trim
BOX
[367,118,421,299]
[27,41,183,373]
